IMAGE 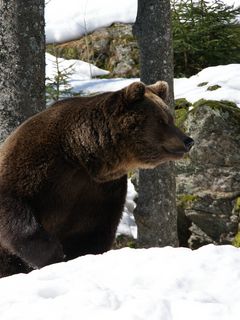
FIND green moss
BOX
[177,194,199,209]
[234,197,240,212]
[219,100,238,109]
[197,81,208,87]
[190,99,240,131]
[192,99,240,123]
[232,197,240,247]
[237,197,240,209]
[207,84,221,91]
[46,44,81,60]
[174,98,192,129]
[175,98,192,109]
[179,194,199,202]
[121,34,135,43]
[114,235,137,249]
[175,108,189,129]
[193,99,239,114]
[232,232,240,248]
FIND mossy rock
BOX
[175,98,192,129]
[113,235,137,249]
[197,81,208,87]
[234,197,240,213]
[207,84,221,91]
[232,232,240,248]
[192,99,240,124]
[193,99,238,110]
[177,194,199,209]
[175,98,192,109]
[46,23,140,78]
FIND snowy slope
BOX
[48,59,240,107]
[46,52,109,81]
[1,245,240,320]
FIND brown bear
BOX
[0,81,193,277]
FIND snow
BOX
[45,0,240,44]
[46,52,109,81]
[174,64,240,107]
[45,0,137,44]
[1,245,240,320]
[117,180,138,239]
[47,57,240,107]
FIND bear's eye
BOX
[158,119,164,124]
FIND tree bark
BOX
[0,0,45,143]
[133,0,179,247]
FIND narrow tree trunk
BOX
[0,0,45,143]
[133,0,179,247]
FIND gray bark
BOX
[133,0,178,247]
[0,0,45,143]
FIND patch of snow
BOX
[1,245,240,320]
[117,180,138,239]
[70,78,139,95]
[46,53,109,82]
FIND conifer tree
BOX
[172,0,240,76]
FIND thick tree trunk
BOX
[0,0,45,143]
[133,0,179,247]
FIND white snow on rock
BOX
[45,0,137,44]
[45,0,240,44]
[174,64,240,107]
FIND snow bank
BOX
[45,0,240,44]
[46,53,109,82]
[1,245,240,320]
[45,0,137,44]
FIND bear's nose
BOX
[184,137,194,151]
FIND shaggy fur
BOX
[0,81,193,277]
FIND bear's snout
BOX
[183,137,194,151]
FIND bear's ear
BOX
[147,81,169,101]
[124,82,146,103]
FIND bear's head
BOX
[121,81,194,166]
[82,81,194,182]
[64,81,194,182]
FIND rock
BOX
[176,99,240,248]
[47,23,140,78]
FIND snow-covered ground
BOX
[46,53,240,108]
[1,245,240,320]
[46,52,109,81]
[71,64,240,107]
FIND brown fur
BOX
[0,81,193,277]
